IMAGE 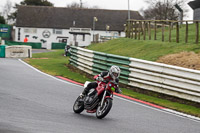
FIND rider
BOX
[80,65,122,97]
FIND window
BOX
[24,28,37,34]
[53,29,62,34]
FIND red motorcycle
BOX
[73,78,119,119]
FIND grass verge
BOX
[24,49,200,117]
[87,38,200,61]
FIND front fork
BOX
[100,90,113,108]
[100,90,107,107]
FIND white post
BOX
[128,0,130,20]
[93,17,98,42]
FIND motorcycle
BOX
[73,77,119,119]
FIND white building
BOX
[15,6,143,48]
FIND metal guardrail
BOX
[128,58,200,103]
[69,46,200,103]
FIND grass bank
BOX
[87,38,200,61]
[25,50,92,83]
[25,50,200,117]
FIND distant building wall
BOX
[194,8,200,20]
[15,26,125,48]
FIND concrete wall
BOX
[194,8,200,20]
[6,45,32,58]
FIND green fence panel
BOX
[69,58,78,67]
[28,42,42,49]
[5,41,41,49]
[93,63,108,71]
[106,54,130,65]
[0,45,6,58]
[93,51,130,73]
[93,51,107,61]
[0,24,11,39]
[52,43,66,49]
[70,46,78,54]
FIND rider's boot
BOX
[80,87,89,98]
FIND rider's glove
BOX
[115,88,122,94]
[96,76,104,82]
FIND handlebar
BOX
[109,80,118,85]
[100,80,118,87]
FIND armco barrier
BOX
[5,41,41,49]
[70,46,94,75]
[69,46,131,85]
[128,58,200,103]
[69,46,200,103]
[51,43,66,49]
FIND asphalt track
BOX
[0,58,200,133]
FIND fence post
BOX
[127,21,130,38]
[162,21,165,42]
[125,22,128,38]
[195,21,199,44]
[130,21,134,39]
[176,22,179,43]
[138,21,141,40]
[154,21,157,40]
[185,21,188,43]
[143,21,146,40]
[135,21,137,39]
[148,21,151,40]
[169,22,171,42]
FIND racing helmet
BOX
[109,66,121,80]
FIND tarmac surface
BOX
[0,58,199,133]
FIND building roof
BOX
[16,6,143,31]
[188,0,200,10]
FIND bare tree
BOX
[90,5,100,9]
[7,0,53,24]
[3,0,12,24]
[66,2,99,9]
[67,2,82,8]
[142,0,189,20]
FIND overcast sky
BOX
[0,0,193,20]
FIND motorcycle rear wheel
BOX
[96,98,112,119]
[73,96,84,113]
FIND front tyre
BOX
[73,96,84,113]
[96,98,112,119]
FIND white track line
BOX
[18,59,81,87]
[115,96,200,122]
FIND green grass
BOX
[25,50,200,117]
[152,24,198,44]
[87,23,200,61]
[87,38,200,61]
[130,23,199,44]
[25,50,92,83]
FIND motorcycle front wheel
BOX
[96,98,112,119]
[73,96,84,113]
